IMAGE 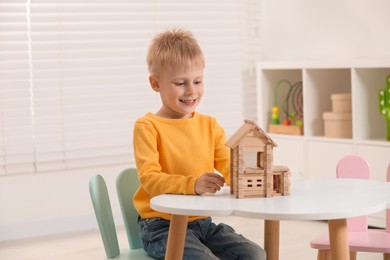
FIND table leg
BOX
[328,218,350,260]
[165,214,188,260]
[264,220,280,260]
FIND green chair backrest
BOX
[116,168,143,250]
[89,175,120,258]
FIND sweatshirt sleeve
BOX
[213,120,231,185]
[133,120,198,197]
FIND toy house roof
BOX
[225,119,277,148]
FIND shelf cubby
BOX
[304,68,351,137]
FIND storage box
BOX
[331,93,351,113]
[323,112,352,138]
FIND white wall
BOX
[260,0,390,60]
[0,165,127,241]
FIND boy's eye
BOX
[195,80,202,84]
[175,82,185,86]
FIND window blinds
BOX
[1,1,35,175]
[0,0,260,176]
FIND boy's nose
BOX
[185,84,196,94]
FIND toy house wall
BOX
[231,138,271,198]
[231,146,267,199]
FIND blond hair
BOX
[146,28,205,76]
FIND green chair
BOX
[116,168,144,251]
[89,170,154,259]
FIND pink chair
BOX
[310,156,390,260]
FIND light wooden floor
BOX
[0,217,383,260]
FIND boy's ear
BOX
[149,75,160,92]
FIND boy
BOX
[133,28,266,260]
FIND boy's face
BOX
[150,62,204,119]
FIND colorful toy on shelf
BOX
[271,106,280,124]
[379,75,390,141]
[269,79,303,135]
[225,120,291,199]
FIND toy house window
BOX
[257,152,265,169]
[273,174,282,195]
[244,151,265,169]
[246,178,263,188]
[244,151,258,168]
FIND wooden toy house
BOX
[225,119,291,198]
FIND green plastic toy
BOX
[379,75,390,141]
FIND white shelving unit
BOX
[256,61,390,227]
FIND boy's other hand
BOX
[195,173,225,195]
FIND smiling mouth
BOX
[179,99,197,104]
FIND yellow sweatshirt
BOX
[133,112,230,222]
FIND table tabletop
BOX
[151,178,390,220]
[150,178,390,260]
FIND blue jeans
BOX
[138,216,266,260]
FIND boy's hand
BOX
[195,173,225,195]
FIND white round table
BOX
[151,179,390,260]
